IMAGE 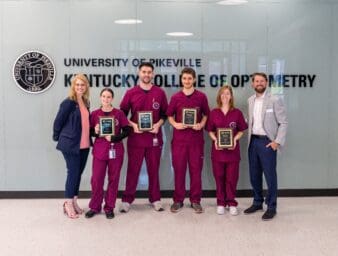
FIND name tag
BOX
[266,109,273,113]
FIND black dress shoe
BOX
[244,205,263,214]
[105,211,115,219]
[262,210,276,221]
[85,210,97,218]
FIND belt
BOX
[252,134,269,139]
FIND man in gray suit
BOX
[244,72,288,220]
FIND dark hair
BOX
[139,62,154,71]
[181,67,196,79]
[251,72,268,82]
[100,88,114,98]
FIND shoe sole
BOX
[262,214,276,221]
[192,208,203,214]
[243,209,263,215]
[262,217,275,221]
[85,213,96,218]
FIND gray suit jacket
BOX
[248,92,288,147]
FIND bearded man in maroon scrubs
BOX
[119,62,168,213]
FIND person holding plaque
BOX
[53,74,91,219]
[119,62,168,213]
[85,88,131,219]
[206,86,247,216]
[244,73,287,221]
[167,67,210,214]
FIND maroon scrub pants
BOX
[211,160,239,207]
[172,142,204,204]
[89,156,124,213]
[122,146,162,204]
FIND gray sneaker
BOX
[191,203,203,214]
[170,202,184,213]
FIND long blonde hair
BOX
[68,74,90,107]
[216,85,234,109]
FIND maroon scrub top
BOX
[120,85,168,148]
[206,108,248,162]
[166,90,210,144]
[91,108,129,160]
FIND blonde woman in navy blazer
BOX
[53,74,91,219]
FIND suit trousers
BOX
[248,136,277,210]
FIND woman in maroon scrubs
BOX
[85,88,131,219]
[206,85,248,215]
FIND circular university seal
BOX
[13,51,56,94]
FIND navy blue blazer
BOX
[53,98,90,154]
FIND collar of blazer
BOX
[249,91,271,121]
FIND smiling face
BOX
[252,74,267,94]
[138,66,154,85]
[220,88,232,106]
[216,85,234,109]
[74,78,88,97]
[100,90,113,107]
[181,73,195,90]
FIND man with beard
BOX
[244,72,288,220]
[119,62,168,213]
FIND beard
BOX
[255,86,266,94]
[141,77,151,84]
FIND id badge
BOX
[109,144,116,159]
[153,137,159,147]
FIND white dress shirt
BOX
[252,91,267,135]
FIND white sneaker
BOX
[120,202,130,213]
[217,206,225,215]
[229,206,239,216]
[152,201,164,211]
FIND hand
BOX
[132,122,143,134]
[149,122,161,134]
[104,135,111,142]
[214,140,223,150]
[228,139,237,150]
[174,122,187,130]
[266,141,279,151]
[192,123,202,131]
[95,124,100,134]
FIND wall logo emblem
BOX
[13,51,56,94]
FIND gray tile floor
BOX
[0,197,337,256]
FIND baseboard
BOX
[0,189,337,199]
